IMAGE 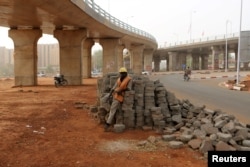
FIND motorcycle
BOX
[184,74,190,81]
[54,74,68,87]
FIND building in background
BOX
[0,44,59,77]
[37,44,59,74]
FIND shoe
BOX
[104,123,111,132]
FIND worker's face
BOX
[120,72,127,80]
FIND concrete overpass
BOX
[153,31,250,72]
[0,0,157,86]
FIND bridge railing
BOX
[160,32,239,48]
[83,0,157,43]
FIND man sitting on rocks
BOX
[104,67,132,132]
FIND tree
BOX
[92,50,102,71]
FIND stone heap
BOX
[96,73,250,154]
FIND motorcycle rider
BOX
[104,67,132,132]
[184,66,191,81]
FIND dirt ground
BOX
[0,77,206,167]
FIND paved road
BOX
[150,73,250,124]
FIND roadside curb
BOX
[192,74,247,80]
[151,72,248,80]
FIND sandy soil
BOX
[0,77,206,167]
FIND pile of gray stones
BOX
[94,73,250,155]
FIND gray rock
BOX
[221,121,236,133]
[193,120,201,128]
[137,140,148,146]
[172,114,182,123]
[238,146,250,151]
[188,139,202,149]
[246,124,250,129]
[217,132,232,142]
[201,123,218,135]
[235,128,248,140]
[180,134,193,142]
[215,141,236,151]
[147,136,157,143]
[233,135,245,142]
[210,134,217,141]
[174,122,184,130]
[168,141,184,149]
[228,139,237,146]
[180,127,192,135]
[199,139,214,153]
[201,118,211,124]
[214,120,227,128]
[193,129,206,139]
[242,140,250,147]
[163,127,176,134]
[113,124,126,133]
[162,135,176,141]
[204,108,215,115]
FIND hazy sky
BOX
[94,0,250,46]
[0,0,250,48]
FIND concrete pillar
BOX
[166,55,169,71]
[54,29,87,85]
[179,53,187,71]
[175,54,181,71]
[192,54,200,70]
[99,38,120,75]
[153,56,160,72]
[201,54,209,70]
[243,62,249,70]
[82,39,94,78]
[117,45,125,70]
[186,52,192,69]
[143,49,154,73]
[211,46,220,70]
[130,45,144,74]
[168,52,177,71]
[176,53,187,71]
[9,29,42,86]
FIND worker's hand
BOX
[114,89,121,93]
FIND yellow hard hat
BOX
[119,67,127,73]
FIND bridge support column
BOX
[82,39,94,78]
[168,52,177,71]
[130,45,144,74]
[243,62,249,70]
[201,54,209,70]
[177,53,186,71]
[143,49,154,74]
[178,53,186,71]
[192,54,200,70]
[117,45,125,70]
[153,56,160,72]
[9,29,42,86]
[166,56,169,71]
[99,39,120,75]
[211,46,220,70]
[54,29,87,85]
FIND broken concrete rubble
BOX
[226,74,250,91]
[94,73,250,155]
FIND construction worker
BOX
[104,67,132,132]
